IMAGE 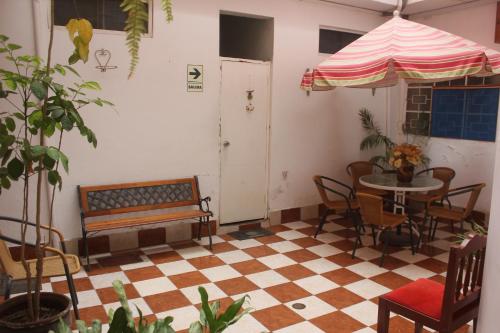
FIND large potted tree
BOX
[0,0,175,331]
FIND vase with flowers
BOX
[389,144,423,183]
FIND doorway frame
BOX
[218,57,273,225]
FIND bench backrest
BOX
[78,177,201,218]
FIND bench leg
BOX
[82,231,90,271]
[197,217,202,241]
[206,216,213,250]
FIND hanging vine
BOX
[121,0,173,78]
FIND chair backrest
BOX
[346,161,384,190]
[417,167,456,198]
[463,184,486,218]
[313,176,331,205]
[441,235,487,326]
[357,192,384,226]
[0,234,17,276]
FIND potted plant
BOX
[0,0,178,330]
[0,2,109,331]
[49,281,250,333]
[388,143,423,183]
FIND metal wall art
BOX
[95,48,117,72]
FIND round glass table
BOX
[359,173,443,214]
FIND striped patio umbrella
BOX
[301,15,500,90]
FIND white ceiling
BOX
[318,0,498,16]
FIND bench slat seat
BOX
[78,176,213,271]
[86,210,211,232]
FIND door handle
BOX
[223,140,231,147]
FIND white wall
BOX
[404,3,500,213]
[410,3,499,332]
[0,0,388,240]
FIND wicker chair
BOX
[346,161,388,196]
[0,216,81,319]
[313,176,362,257]
[407,167,456,239]
[357,193,417,266]
[426,184,485,241]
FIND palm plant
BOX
[358,108,395,167]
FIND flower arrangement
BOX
[389,143,423,168]
[389,144,423,182]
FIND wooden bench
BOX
[77,176,213,269]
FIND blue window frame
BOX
[431,88,499,142]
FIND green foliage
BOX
[455,222,488,243]
[0,35,112,193]
[189,287,250,333]
[121,0,173,78]
[121,0,149,79]
[50,281,250,333]
[161,0,174,22]
[358,108,395,166]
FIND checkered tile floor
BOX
[39,218,472,332]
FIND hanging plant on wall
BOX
[121,0,173,78]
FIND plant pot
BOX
[397,165,415,183]
[0,292,71,333]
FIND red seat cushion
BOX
[383,278,445,320]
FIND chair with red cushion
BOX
[377,234,487,333]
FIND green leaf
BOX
[54,64,66,76]
[43,154,56,169]
[61,115,73,131]
[7,157,23,179]
[188,321,203,333]
[49,106,65,119]
[198,286,216,332]
[30,145,46,157]
[4,79,17,90]
[1,149,13,166]
[46,147,60,161]
[5,117,15,132]
[6,43,21,51]
[80,81,101,90]
[0,35,8,42]
[13,112,25,120]
[59,150,69,173]
[68,51,80,65]
[1,176,11,189]
[48,170,60,186]
[107,308,128,333]
[63,65,80,77]
[30,80,47,100]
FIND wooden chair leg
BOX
[415,323,423,333]
[377,298,390,333]
[315,209,329,238]
[473,317,478,333]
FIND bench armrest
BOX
[200,196,213,215]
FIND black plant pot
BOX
[0,292,71,333]
[397,165,415,183]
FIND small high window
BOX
[54,0,151,33]
[219,13,274,61]
[319,28,362,54]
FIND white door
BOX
[220,60,271,224]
